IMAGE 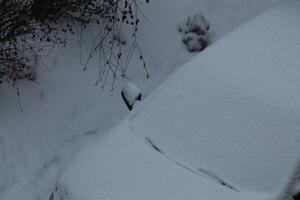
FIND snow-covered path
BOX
[0,0,299,200]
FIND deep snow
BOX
[55,5,300,200]
[1,0,300,200]
[132,5,300,194]
[55,120,271,200]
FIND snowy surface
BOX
[55,5,300,200]
[55,120,270,200]
[1,0,300,200]
[132,5,300,194]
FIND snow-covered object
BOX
[182,32,208,52]
[184,11,210,34]
[55,5,300,200]
[121,81,142,111]
[133,5,300,194]
[179,11,210,52]
[54,120,262,200]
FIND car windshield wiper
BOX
[145,136,239,192]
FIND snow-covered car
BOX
[53,5,300,200]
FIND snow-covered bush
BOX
[178,11,210,52]
[182,32,209,52]
[0,0,149,87]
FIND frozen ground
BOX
[0,0,299,200]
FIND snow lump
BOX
[178,11,210,52]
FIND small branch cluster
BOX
[0,0,149,88]
[83,0,150,88]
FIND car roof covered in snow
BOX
[57,5,300,200]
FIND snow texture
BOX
[54,120,268,200]
[132,5,300,194]
[55,5,300,200]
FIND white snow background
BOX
[0,0,299,200]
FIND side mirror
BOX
[121,81,142,111]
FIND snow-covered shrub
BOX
[178,11,210,52]
[182,32,209,52]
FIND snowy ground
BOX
[0,0,299,200]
